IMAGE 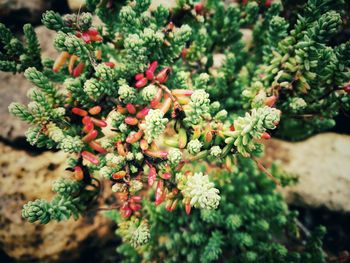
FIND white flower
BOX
[140,84,158,102]
[182,173,220,210]
[187,139,202,155]
[210,146,222,157]
[144,109,168,143]
[168,148,182,166]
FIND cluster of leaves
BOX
[0,23,42,72]
[169,0,350,140]
[109,157,326,263]
[243,0,350,140]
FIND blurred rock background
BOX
[0,0,349,262]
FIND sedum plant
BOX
[5,0,280,243]
[2,0,342,261]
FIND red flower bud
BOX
[172,89,193,97]
[205,131,213,143]
[82,32,91,43]
[112,170,126,179]
[82,129,98,142]
[167,22,175,31]
[148,61,158,72]
[166,199,178,212]
[82,151,99,165]
[194,2,204,13]
[104,61,115,68]
[170,199,178,211]
[126,130,143,144]
[95,50,102,60]
[160,173,171,180]
[265,0,272,8]
[74,166,84,181]
[165,200,173,211]
[87,28,99,36]
[261,132,271,140]
[145,70,154,80]
[126,103,136,114]
[135,77,148,88]
[146,61,158,80]
[150,88,163,108]
[155,67,171,83]
[90,34,103,42]
[82,116,92,125]
[89,141,107,154]
[181,48,187,59]
[144,150,168,159]
[125,117,138,125]
[120,205,132,218]
[117,105,127,114]
[72,107,88,117]
[185,202,191,215]
[130,196,142,202]
[91,117,107,127]
[72,62,85,77]
[129,202,142,211]
[88,106,101,115]
[160,97,172,115]
[53,51,69,72]
[343,85,350,93]
[136,107,150,119]
[135,73,144,81]
[83,121,94,133]
[68,55,78,74]
[118,193,129,202]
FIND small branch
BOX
[295,218,311,237]
[159,84,177,101]
[253,157,281,186]
[89,205,121,213]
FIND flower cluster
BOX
[178,172,221,211]
[116,217,151,248]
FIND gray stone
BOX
[263,133,350,213]
[0,142,113,262]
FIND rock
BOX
[0,26,57,141]
[67,0,85,11]
[0,0,52,23]
[0,142,113,262]
[150,0,177,10]
[263,133,350,213]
